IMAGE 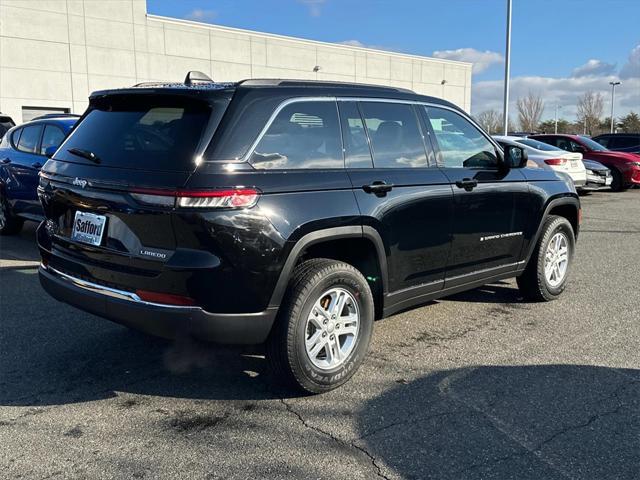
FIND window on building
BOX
[359,102,427,168]
[425,106,498,169]
[16,125,43,153]
[250,101,343,169]
[22,107,70,123]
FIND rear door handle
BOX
[455,178,478,191]
[362,181,394,195]
[32,162,42,169]
[0,158,10,164]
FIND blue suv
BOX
[0,114,78,234]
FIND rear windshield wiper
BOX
[67,148,101,164]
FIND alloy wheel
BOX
[544,232,569,288]
[304,287,360,370]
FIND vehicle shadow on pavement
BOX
[0,269,290,406]
[444,280,526,304]
[356,364,639,480]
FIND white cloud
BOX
[471,75,640,120]
[620,44,640,79]
[572,59,616,77]
[337,40,402,53]
[185,8,217,22]
[297,0,325,17]
[339,40,366,48]
[471,43,640,120]
[432,48,504,73]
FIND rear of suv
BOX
[38,74,580,393]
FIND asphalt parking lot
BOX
[1,189,639,480]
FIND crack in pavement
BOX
[280,398,391,480]
[357,409,463,441]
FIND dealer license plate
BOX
[71,211,106,246]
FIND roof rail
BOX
[132,81,170,88]
[32,113,80,121]
[238,78,414,93]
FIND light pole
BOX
[502,0,512,135]
[609,81,620,133]
[554,104,562,134]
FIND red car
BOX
[530,134,640,191]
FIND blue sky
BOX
[147,0,639,120]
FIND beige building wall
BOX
[0,0,472,123]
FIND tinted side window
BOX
[16,124,43,154]
[250,101,343,169]
[359,102,427,168]
[338,101,373,168]
[11,128,23,148]
[40,125,65,155]
[612,136,639,148]
[425,107,497,168]
[595,136,610,147]
[539,136,561,148]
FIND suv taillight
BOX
[130,188,260,209]
[544,158,567,166]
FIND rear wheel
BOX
[517,215,574,302]
[267,258,374,393]
[610,168,629,192]
[0,191,24,235]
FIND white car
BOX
[493,135,587,189]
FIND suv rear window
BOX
[55,95,213,172]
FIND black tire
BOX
[610,168,629,192]
[517,215,575,302]
[0,191,24,235]
[267,258,374,394]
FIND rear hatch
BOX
[38,87,234,303]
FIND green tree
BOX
[618,112,640,133]
[538,118,572,134]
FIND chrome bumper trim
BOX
[42,264,199,310]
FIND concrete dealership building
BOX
[0,0,472,123]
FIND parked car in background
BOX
[0,113,16,139]
[592,133,640,154]
[0,115,78,234]
[582,159,613,191]
[493,135,587,190]
[37,74,581,393]
[530,134,640,191]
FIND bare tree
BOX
[576,91,604,135]
[475,109,501,134]
[517,91,545,132]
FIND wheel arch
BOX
[524,195,580,264]
[268,226,388,318]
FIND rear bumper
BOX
[39,265,277,344]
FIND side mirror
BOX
[504,145,528,168]
[44,146,57,158]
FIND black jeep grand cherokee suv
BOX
[37,74,580,393]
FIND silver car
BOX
[493,135,588,190]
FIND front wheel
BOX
[517,215,575,302]
[610,169,629,192]
[267,258,374,394]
